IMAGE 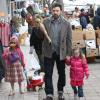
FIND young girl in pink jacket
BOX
[2,36,25,96]
[65,47,89,100]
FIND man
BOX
[73,7,80,18]
[88,5,94,18]
[93,7,100,30]
[43,2,72,100]
[21,9,26,26]
[79,9,90,30]
[0,39,5,83]
[43,4,50,17]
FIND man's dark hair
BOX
[51,2,62,10]
[81,9,84,12]
[75,7,78,10]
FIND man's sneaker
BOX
[43,96,53,100]
[58,93,65,100]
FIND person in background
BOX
[0,39,5,83]
[65,47,89,100]
[43,2,72,100]
[21,8,27,26]
[2,36,25,96]
[79,9,90,29]
[73,7,80,18]
[26,5,34,35]
[88,5,94,18]
[10,20,18,37]
[43,4,50,18]
[93,7,100,30]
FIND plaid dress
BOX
[5,60,24,82]
[3,47,25,83]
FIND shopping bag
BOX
[25,53,40,72]
[25,36,30,46]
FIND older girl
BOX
[2,36,25,96]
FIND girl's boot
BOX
[74,94,78,100]
[79,97,85,100]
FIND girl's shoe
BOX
[19,89,24,94]
[9,91,15,96]
[74,94,78,100]
[20,91,24,94]
[79,97,84,100]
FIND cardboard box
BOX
[83,30,96,40]
[85,40,96,49]
[97,38,100,46]
[95,30,100,38]
[86,48,98,57]
[98,46,100,56]
[72,30,83,40]
[72,40,85,48]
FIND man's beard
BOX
[53,14,59,19]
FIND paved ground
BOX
[39,62,100,100]
[0,45,100,100]
[0,46,39,100]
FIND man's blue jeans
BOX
[44,52,66,95]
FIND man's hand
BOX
[66,56,70,61]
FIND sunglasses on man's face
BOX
[10,42,16,44]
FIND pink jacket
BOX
[65,56,89,81]
[2,47,25,67]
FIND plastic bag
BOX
[25,53,40,71]
[25,36,30,46]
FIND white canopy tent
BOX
[63,0,73,5]
[51,0,100,12]
[63,0,88,12]
[71,0,87,6]
[86,0,100,5]
[63,0,87,6]
[63,0,100,5]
